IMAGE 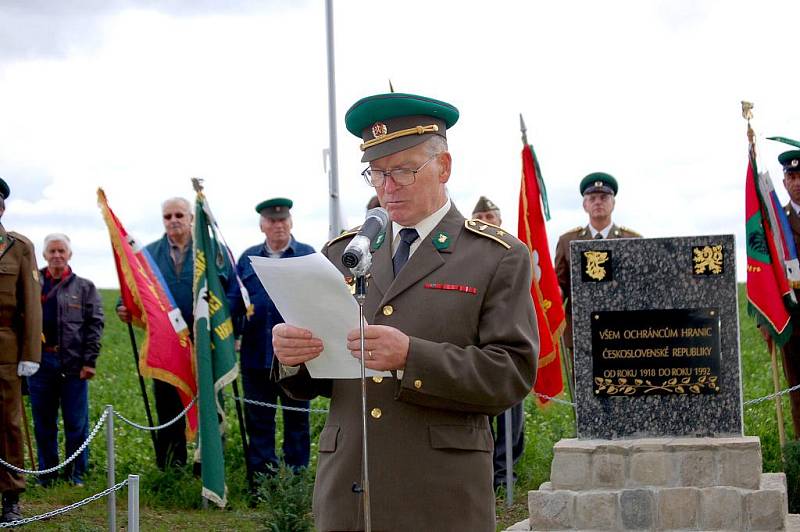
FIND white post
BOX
[106,405,116,531]
[325,0,342,239]
[127,475,139,532]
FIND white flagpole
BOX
[325,0,342,239]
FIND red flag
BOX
[518,145,566,403]
[745,150,793,346]
[98,189,198,437]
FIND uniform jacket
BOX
[276,204,539,532]
[39,268,104,376]
[784,204,800,332]
[229,236,315,370]
[554,223,641,348]
[0,225,42,493]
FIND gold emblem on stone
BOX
[371,122,388,138]
[583,251,609,281]
[693,245,723,275]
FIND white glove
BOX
[17,361,40,377]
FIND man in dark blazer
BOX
[554,173,641,356]
[777,150,800,436]
[272,93,539,531]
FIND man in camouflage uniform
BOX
[0,178,43,523]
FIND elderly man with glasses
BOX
[227,197,315,490]
[272,93,539,531]
[116,197,197,470]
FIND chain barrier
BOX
[0,478,129,528]
[227,393,329,413]
[113,396,197,431]
[533,392,576,407]
[0,408,109,476]
[743,381,800,407]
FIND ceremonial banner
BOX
[745,149,793,346]
[97,189,198,436]
[518,145,566,403]
[193,190,238,507]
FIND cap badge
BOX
[371,122,388,139]
[275,206,283,212]
[792,160,799,168]
[594,181,603,187]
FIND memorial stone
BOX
[571,234,741,438]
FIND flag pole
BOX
[231,377,252,489]
[744,100,788,458]
[20,398,35,471]
[770,341,788,451]
[325,0,342,239]
[127,322,158,455]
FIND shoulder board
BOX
[572,226,583,233]
[326,228,359,247]
[7,232,28,245]
[618,226,642,237]
[464,219,511,249]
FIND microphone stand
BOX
[353,273,372,532]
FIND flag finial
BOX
[388,79,394,93]
[191,177,204,193]
[519,113,528,146]
[742,101,755,151]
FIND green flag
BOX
[193,190,238,507]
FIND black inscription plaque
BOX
[592,308,721,397]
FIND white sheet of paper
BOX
[249,253,388,379]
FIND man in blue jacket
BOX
[228,198,315,484]
[116,197,196,469]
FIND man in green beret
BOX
[472,196,502,227]
[554,172,641,358]
[774,150,800,436]
[0,179,43,523]
[227,198,315,488]
[272,93,538,531]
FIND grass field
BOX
[16,285,794,530]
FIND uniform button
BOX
[382,305,393,316]
[372,376,383,383]
[414,379,423,389]
[371,408,382,419]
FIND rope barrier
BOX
[0,478,129,528]
[0,408,109,476]
[533,392,576,407]
[743,381,800,407]
[227,393,329,413]
[113,396,197,431]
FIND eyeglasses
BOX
[163,212,186,220]
[361,155,437,188]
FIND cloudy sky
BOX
[1,0,798,288]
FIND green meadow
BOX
[16,285,793,530]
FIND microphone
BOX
[342,207,389,273]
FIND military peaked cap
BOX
[255,197,293,218]
[580,172,618,196]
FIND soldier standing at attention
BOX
[554,173,640,360]
[772,150,800,436]
[272,92,539,531]
[471,196,526,490]
[0,178,43,523]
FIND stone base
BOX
[511,437,797,531]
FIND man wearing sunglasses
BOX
[115,197,195,470]
[272,93,539,531]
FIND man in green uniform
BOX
[777,150,800,436]
[554,172,641,355]
[0,178,43,523]
[272,93,539,531]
